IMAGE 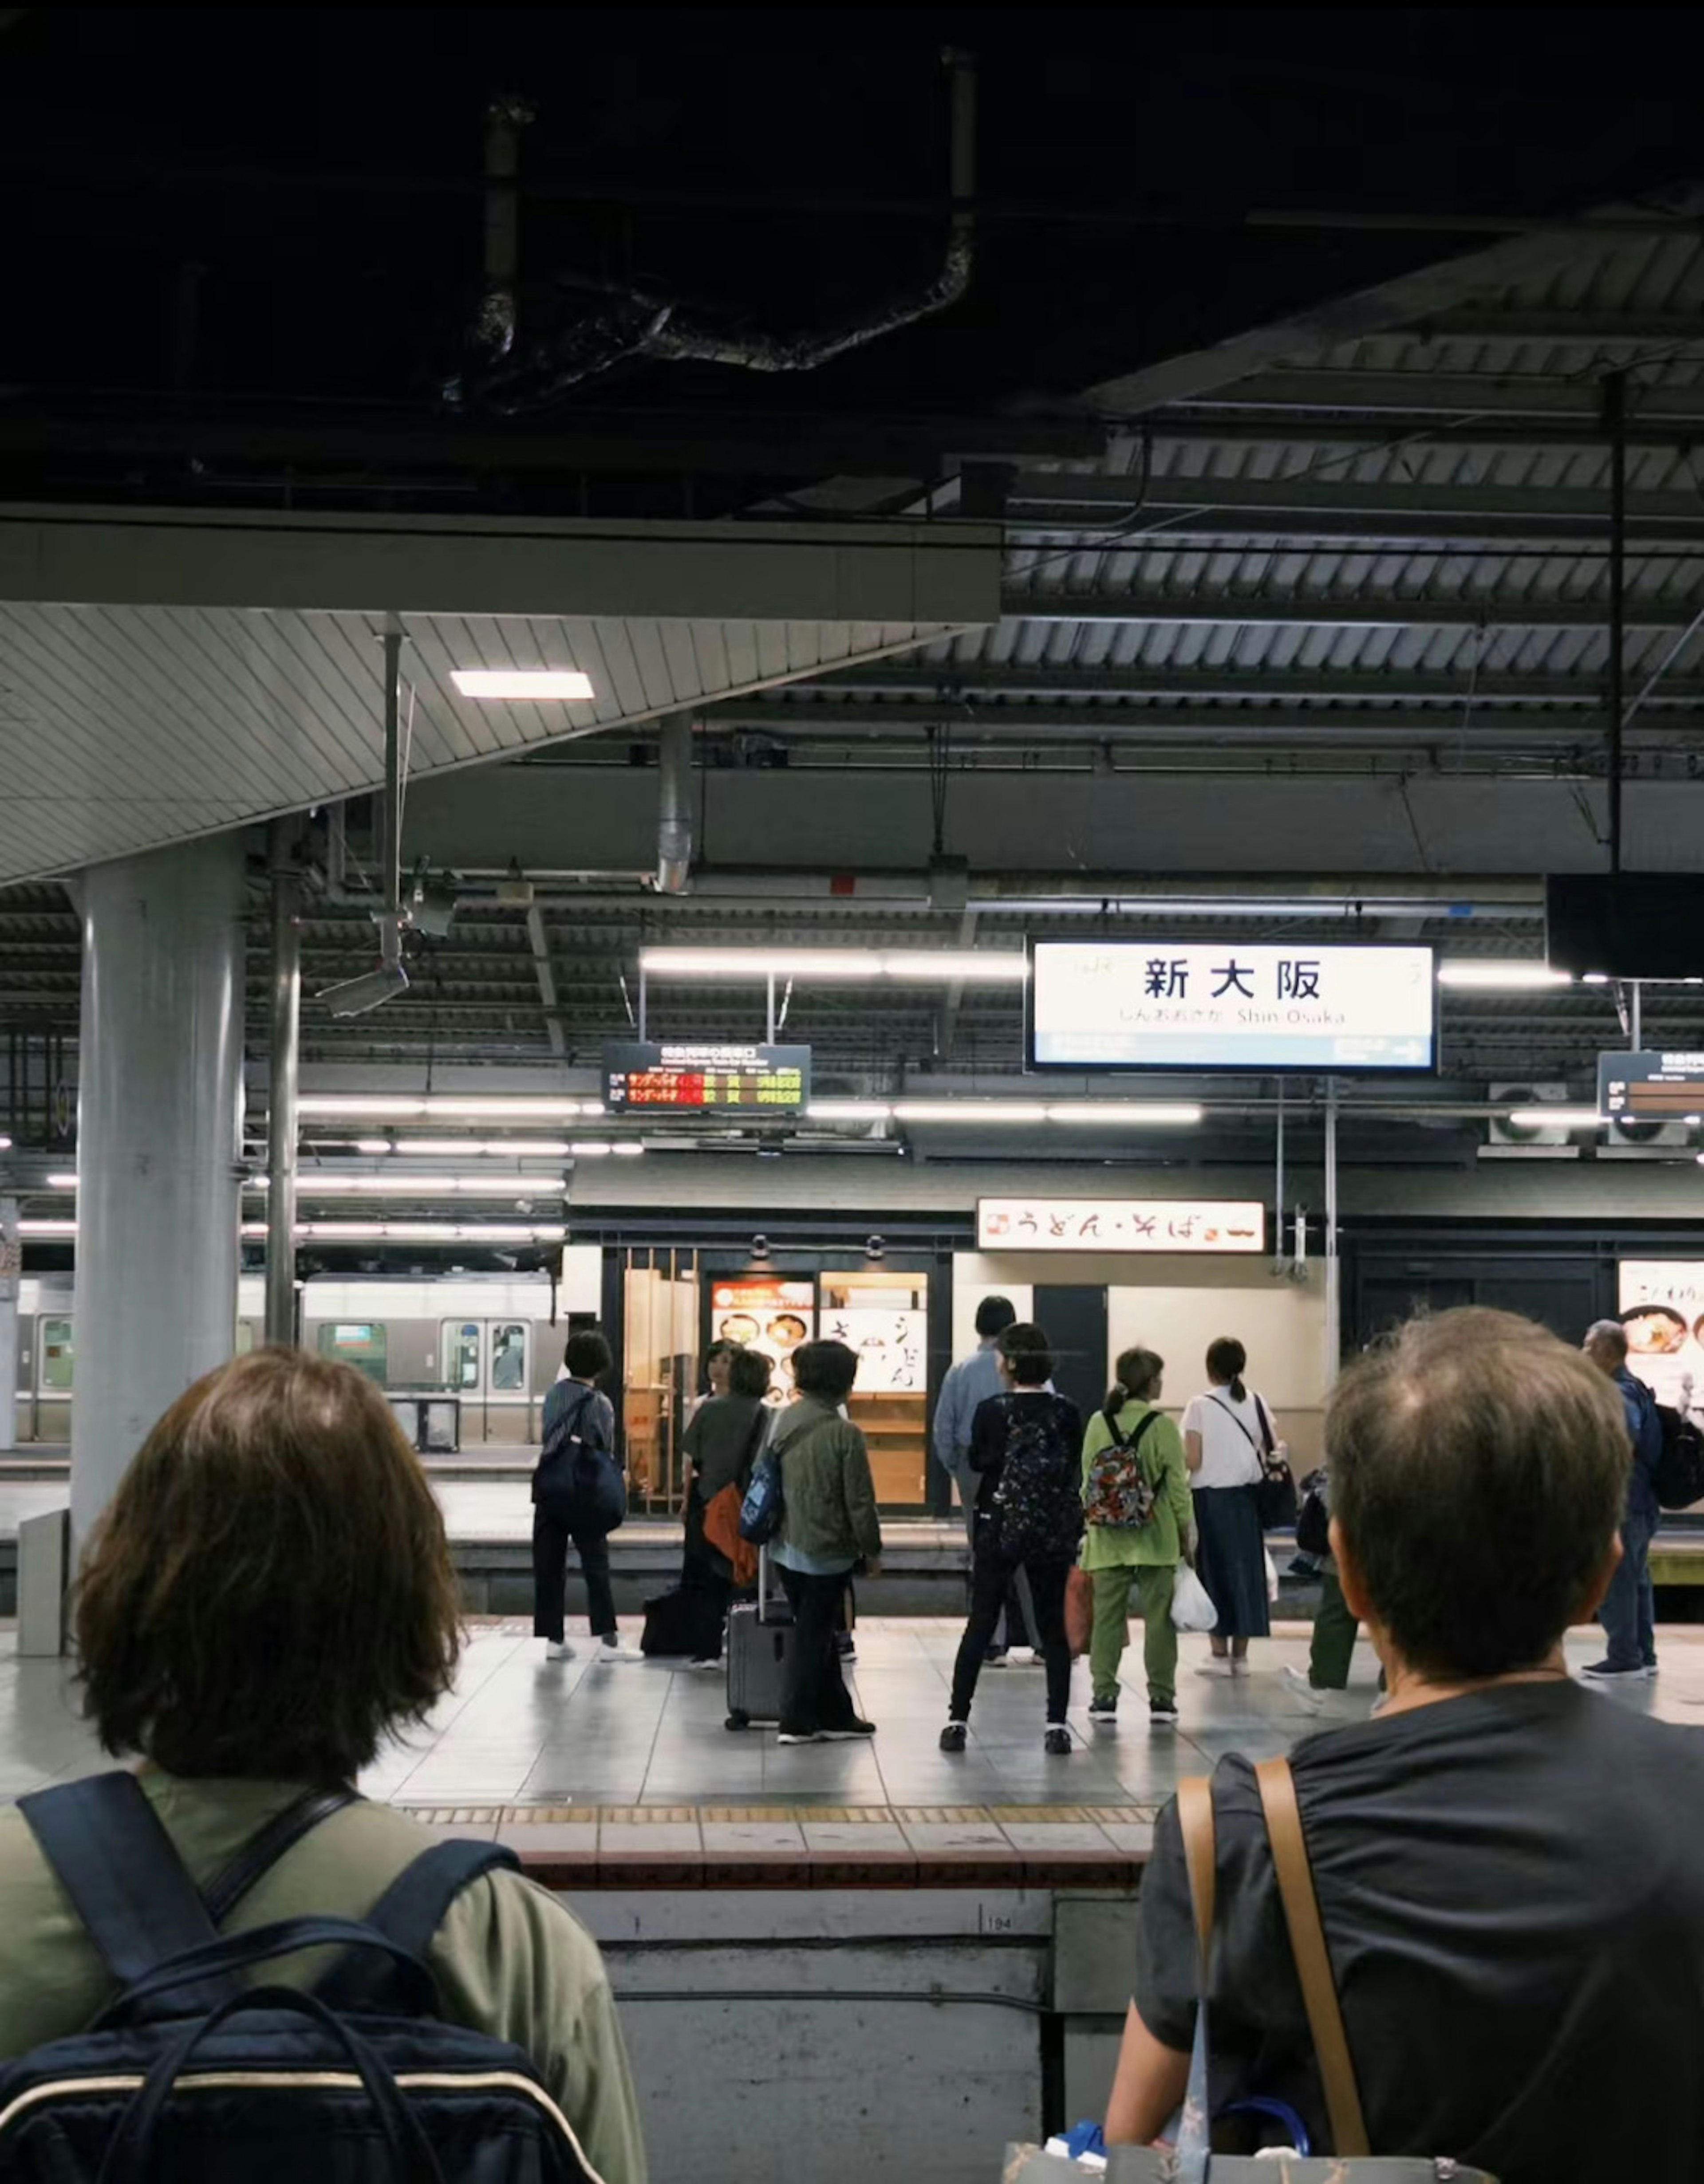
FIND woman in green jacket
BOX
[1079,1347,1193,1728]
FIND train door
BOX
[439,1317,534,1446]
[36,1313,74,1443]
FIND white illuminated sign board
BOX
[978,1197,1266,1254]
[1029,941,1436,1073]
[1618,1260,1704,1410]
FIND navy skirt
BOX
[1192,1484,1270,1639]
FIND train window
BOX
[442,1322,481,1390]
[316,1322,388,1384]
[234,1322,256,1356]
[39,1318,74,1391]
[491,1322,528,1392]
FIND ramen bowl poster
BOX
[711,1280,816,1400]
[1618,1262,1704,1407]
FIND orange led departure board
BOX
[603,1042,811,1114]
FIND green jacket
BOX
[1079,1400,1192,1570]
[772,1396,883,1567]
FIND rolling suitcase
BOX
[725,1545,796,1730]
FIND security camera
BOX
[865,1234,886,1262]
[750,1233,770,1261]
[319,960,410,1017]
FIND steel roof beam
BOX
[1006,473,1704,524]
[1174,371,1704,421]
[996,586,1694,629]
[813,663,1704,706]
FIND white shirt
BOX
[1180,1386,1271,1491]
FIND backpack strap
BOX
[203,1787,363,1926]
[316,1838,520,2010]
[19,1772,231,2015]
[1253,1755,1369,2158]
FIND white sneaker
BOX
[1230,1657,1250,1677]
[1008,1646,1042,1668]
[1282,1664,1325,1713]
[544,1641,574,1661]
[1195,1657,1236,1679]
[592,1636,642,1664]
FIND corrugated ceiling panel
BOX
[0,603,967,882]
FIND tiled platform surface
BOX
[6,1617,1702,1888]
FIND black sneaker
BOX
[819,1718,877,1740]
[1087,1693,1119,1723]
[834,1631,857,1663]
[939,1720,968,1753]
[983,1647,1009,1668]
[1043,1726,1072,1757]
[1579,1660,1645,1683]
[1149,1699,1180,1726]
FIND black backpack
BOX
[989,1395,1084,1562]
[533,1383,627,1536]
[1653,1401,1704,1511]
[0,1771,600,2184]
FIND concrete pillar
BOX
[71,836,247,1539]
[0,1195,18,1451]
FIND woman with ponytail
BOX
[1077,1348,1192,1728]
[1181,1336,1280,1673]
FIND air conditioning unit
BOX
[1606,1114,1696,1152]
[1486,1084,1575,1153]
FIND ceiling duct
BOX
[655,713,694,896]
[463,49,976,412]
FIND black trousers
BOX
[532,1501,617,1641]
[776,1565,860,1736]
[680,1494,733,1661]
[950,1520,1072,1725]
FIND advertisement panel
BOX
[1029,940,1435,1072]
[1618,1260,1704,1410]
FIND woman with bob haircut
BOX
[1105,1308,1704,2180]
[0,1346,647,2184]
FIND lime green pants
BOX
[1089,1563,1178,1706]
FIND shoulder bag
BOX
[704,1405,771,1582]
[1002,1758,1497,2181]
[1210,1390,1297,1532]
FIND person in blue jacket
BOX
[1580,1318,1665,1682]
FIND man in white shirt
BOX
[933,1296,1037,1664]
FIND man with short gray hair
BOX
[1581,1316,1663,1682]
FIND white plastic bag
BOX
[1266,1547,1280,1605]
[1171,1562,1219,1633]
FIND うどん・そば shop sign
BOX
[977,1198,1266,1253]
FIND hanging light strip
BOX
[639,947,1028,982]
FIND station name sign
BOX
[978,1196,1266,1254]
[1599,1050,1704,1125]
[603,1041,811,1114]
[1029,941,1436,1073]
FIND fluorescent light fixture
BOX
[0,1134,12,1151]
[639,947,1028,983]
[1507,1108,1604,1130]
[612,1142,643,1157]
[352,1138,395,1155]
[19,1217,76,1236]
[295,1096,584,1121]
[1046,1103,1203,1125]
[808,1101,894,1122]
[571,1142,613,1157]
[390,1138,572,1157]
[893,1101,1050,1125]
[451,669,594,701]
[1582,972,1612,986]
[287,1173,568,1197]
[1437,963,1573,990]
[46,1173,78,1189]
[415,1097,585,1119]
[295,1220,568,1242]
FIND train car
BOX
[7,1251,604,1448]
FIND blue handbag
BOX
[738,1432,785,1546]
[533,1385,627,1535]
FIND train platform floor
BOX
[5,1618,1703,1886]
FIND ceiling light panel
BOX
[638,947,1028,982]
[1437,963,1573,990]
[450,669,593,700]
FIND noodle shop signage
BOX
[977,1196,1265,1254]
[1618,1261,1704,1409]
[603,1041,810,1114]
